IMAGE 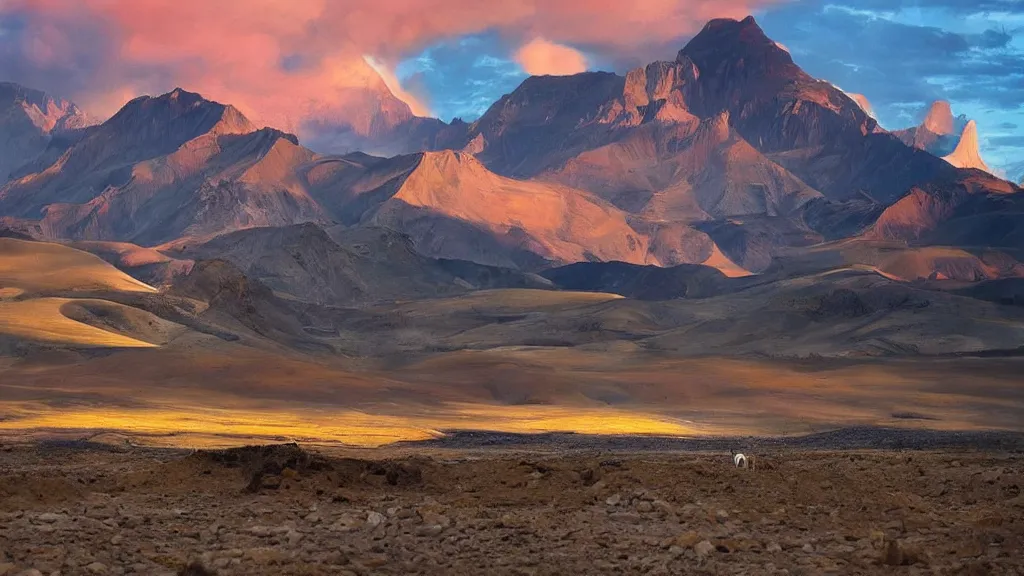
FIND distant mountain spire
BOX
[922,101,954,135]
[942,120,990,173]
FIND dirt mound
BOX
[189,444,428,494]
[192,443,333,492]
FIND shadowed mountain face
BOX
[0,82,96,183]
[541,260,732,300]
[168,222,550,307]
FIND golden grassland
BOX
[0,401,697,448]
[2,341,1022,447]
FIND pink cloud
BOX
[514,38,588,76]
[0,0,788,133]
[364,56,433,117]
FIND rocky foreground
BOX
[0,440,1022,575]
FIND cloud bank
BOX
[0,0,785,132]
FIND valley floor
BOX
[0,440,1022,575]
[3,349,1024,448]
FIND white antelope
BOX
[731,449,749,469]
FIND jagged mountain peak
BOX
[942,119,990,173]
[679,15,807,83]
[0,81,95,132]
[694,15,764,38]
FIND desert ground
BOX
[1,437,1022,576]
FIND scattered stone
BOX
[882,539,926,566]
[0,444,1018,575]
[416,525,443,537]
[608,512,642,524]
[419,511,450,528]
[366,511,385,528]
[675,531,702,548]
[651,500,674,516]
[694,540,715,558]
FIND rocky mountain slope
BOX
[0,89,329,245]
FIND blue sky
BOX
[394,0,1024,179]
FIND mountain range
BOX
[1,16,1024,442]
[3,17,1019,278]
